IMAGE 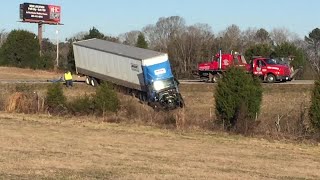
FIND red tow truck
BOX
[196,50,292,83]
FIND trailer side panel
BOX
[73,44,146,91]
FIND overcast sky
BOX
[1,0,319,41]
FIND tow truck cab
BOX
[251,58,291,83]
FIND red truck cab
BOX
[250,58,291,83]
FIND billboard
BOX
[20,3,61,24]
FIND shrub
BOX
[0,30,40,69]
[68,95,94,116]
[45,83,66,112]
[38,53,54,70]
[215,67,263,133]
[309,80,320,130]
[92,83,119,114]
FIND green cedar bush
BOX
[309,80,320,130]
[46,83,66,111]
[215,67,263,132]
[92,83,119,114]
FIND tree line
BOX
[0,16,319,79]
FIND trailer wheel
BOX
[85,76,91,85]
[90,78,98,87]
[266,74,276,83]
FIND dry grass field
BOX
[0,67,60,80]
[180,83,314,135]
[0,67,319,179]
[0,113,319,179]
[0,67,84,81]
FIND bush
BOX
[215,67,263,133]
[309,80,320,130]
[46,83,66,112]
[38,53,54,70]
[92,83,119,114]
[68,95,94,116]
[0,30,40,69]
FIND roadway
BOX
[0,79,315,85]
[178,79,315,85]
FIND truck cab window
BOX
[256,60,266,67]
[265,59,278,65]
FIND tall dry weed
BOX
[5,91,45,114]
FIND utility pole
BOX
[56,29,59,69]
[38,23,43,56]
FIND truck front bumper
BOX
[276,76,290,81]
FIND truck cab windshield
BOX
[265,59,279,65]
[153,78,175,91]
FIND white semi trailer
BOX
[73,38,184,110]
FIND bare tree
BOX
[305,28,320,74]
[142,24,158,49]
[0,29,8,47]
[270,28,291,45]
[67,31,88,41]
[143,16,186,52]
[240,27,258,52]
[218,24,242,53]
[119,30,141,46]
[168,23,214,77]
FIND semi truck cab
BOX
[143,57,184,110]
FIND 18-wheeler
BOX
[73,38,184,110]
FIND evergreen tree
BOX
[84,27,105,40]
[255,28,272,44]
[215,67,262,133]
[305,28,320,58]
[136,33,148,49]
[309,80,320,130]
[245,44,273,61]
[274,42,306,69]
[0,30,40,69]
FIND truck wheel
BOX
[266,74,276,83]
[85,76,91,85]
[179,94,185,108]
[212,74,221,83]
[90,78,98,87]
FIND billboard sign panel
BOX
[20,3,61,24]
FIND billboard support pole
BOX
[38,23,43,56]
[55,29,59,70]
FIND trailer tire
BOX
[90,78,98,87]
[85,76,91,85]
[266,74,276,83]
